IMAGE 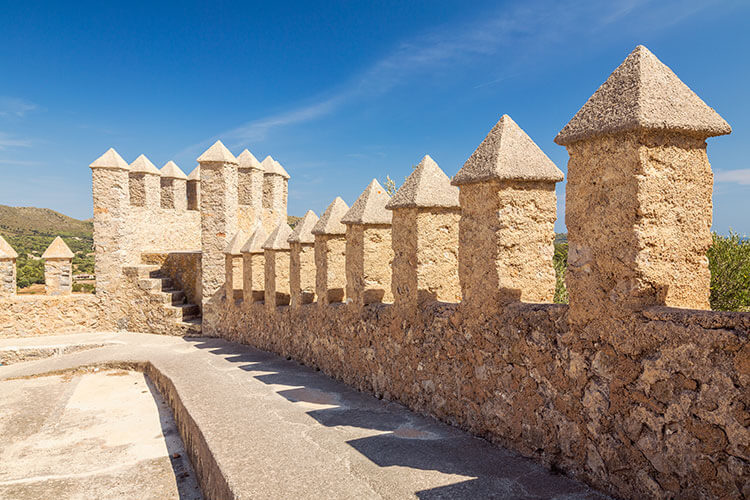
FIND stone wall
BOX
[211,298,748,499]
[143,251,202,308]
[0,295,107,338]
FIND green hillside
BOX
[0,205,94,289]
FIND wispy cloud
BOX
[715,169,750,185]
[0,132,32,150]
[0,97,38,118]
[183,0,716,157]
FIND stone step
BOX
[166,303,200,320]
[155,290,186,306]
[123,264,161,279]
[137,277,174,292]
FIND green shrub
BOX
[553,242,568,304]
[708,230,750,311]
[72,282,96,294]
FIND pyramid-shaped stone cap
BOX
[187,166,200,182]
[452,115,563,185]
[224,230,248,256]
[288,210,319,244]
[386,155,459,209]
[197,140,237,164]
[555,45,731,145]
[160,161,187,180]
[130,154,161,175]
[0,234,18,260]
[311,197,349,236]
[42,236,74,259]
[262,223,293,251]
[342,179,392,225]
[237,149,263,171]
[90,148,129,171]
[240,224,268,254]
[272,160,290,179]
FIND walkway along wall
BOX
[207,46,748,499]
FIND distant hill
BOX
[0,205,92,238]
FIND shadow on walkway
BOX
[183,337,607,499]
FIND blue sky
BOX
[1,0,748,234]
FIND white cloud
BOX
[714,169,750,185]
[184,0,718,156]
[0,132,31,150]
[0,97,38,118]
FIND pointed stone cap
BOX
[555,45,731,145]
[90,148,129,171]
[160,161,188,180]
[288,210,319,244]
[187,166,200,182]
[272,160,290,179]
[240,224,268,254]
[342,179,392,225]
[237,149,263,171]
[386,155,459,209]
[42,236,74,259]
[197,140,237,164]
[0,235,18,260]
[452,115,563,185]
[130,154,161,175]
[262,223,293,251]
[311,197,349,236]
[260,156,276,173]
[224,230,247,256]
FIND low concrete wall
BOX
[0,295,106,338]
[212,298,749,499]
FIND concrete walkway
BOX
[0,333,609,499]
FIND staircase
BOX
[124,264,202,335]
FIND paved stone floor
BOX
[0,369,202,500]
[0,333,610,499]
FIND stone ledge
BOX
[644,306,750,331]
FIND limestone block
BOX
[241,225,267,303]
[224,231,246,301]
[198,141,238,329]
[555,45,731,323]
[237,150,264,232]
[187,166,200,211]
[129,155,161,208]
[342,179,393,307]
[260,156,289,234]
[387,155,461,306]
[453,115,562,308]
[263,223,293,308]
[90,148,130,295]
[288,210,318,308]
[312,197,349,305]
[42,237,74,296]
[160,161,188,211]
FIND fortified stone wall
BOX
[200,46,748,499]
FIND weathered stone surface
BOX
[391,208,460,306]
[289,211,318,308]
[160,161,188,180]
[386,155,459,209]
[555,45,731,145]
[259,156,288,234]
[452,115,563,185]
[312,197,349,236]
[0,295,104,337]
[42,236,75,259]
[89,148,129,171]
[315,235,347,305]
[44,259,73,296]
[341,179,392,225]
[262,223,293,251]
[160,162,188,211]
[0,235,19,260]
[288,210,318,244]
[241,225,268,303]
[0,258,17,297]
[198,140,238,334]
[264,247,291,308]
[237,150,264,234]
[345,225,393,307]
[129,155,162,208]
[225,231,247,300]
[186,166,200,211]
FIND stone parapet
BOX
[387,156,460,306]
[263,223,293,308]
[453,115,562,308]
[312,197,349,305]
[42,236,74,295]
[0,235,18,298]
[160,161,188,211]
[288,210,318,308]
